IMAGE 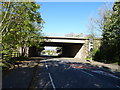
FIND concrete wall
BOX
[74,40,89,60]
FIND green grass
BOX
[85,57,92,60]
[112,62,119,65]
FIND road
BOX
[31,58,120,89]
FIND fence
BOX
[11,52,21,57]
[2,52,22,60]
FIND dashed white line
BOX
[80,70,94,77]
[45,61,48,69]
[45,64,48,69]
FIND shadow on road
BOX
[2,57,120,89]
[32,58,120,88]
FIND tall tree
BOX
[102,1,120,62]
[94,1,120,63]
[1,2,44,58]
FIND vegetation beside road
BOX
[1,1,120,71]
[2,56,29,70]
[88,1,120,64]
[1,1,44,70]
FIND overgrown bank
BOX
[1,2,44,70]
[91,1,120,64]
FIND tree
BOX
[87,2,113,38]
[87,16,96,39]
[103,1,120,62]
[86,16,102,60]
[65,32,84,37]
[1,2,44,59]
[86,3,116,62]
[94,1,120,63]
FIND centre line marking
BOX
[80,70,94,77]
[45,61,48,69]
[45,61,56,90]
[45,64,48,69]
[48,73,56,90]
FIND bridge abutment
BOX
[74,40,89,60]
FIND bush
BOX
[2,61,11,70]
[2,56,29,71]
[10,56,29,61]
[93,44,119,64]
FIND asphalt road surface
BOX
[32,58,120,89]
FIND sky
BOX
[37,2,113,37]
[37,2,113,50]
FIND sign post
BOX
[89,38,93,62]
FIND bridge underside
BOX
[42,42,83,58]
[28,37,88,59]
[42,42,83,46]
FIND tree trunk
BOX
[21,47,25,57]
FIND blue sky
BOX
[38,2,113,36]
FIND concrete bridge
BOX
[29,36,90,60]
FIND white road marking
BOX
[48,73,56,90]
[91,70,120,79]
[45,64,48,69]
[116,85,120,88]
[45,61,48,69]
[80,70,94,77]
[45,61,56,90]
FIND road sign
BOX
[89,38,93,52]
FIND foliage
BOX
[2,63,9,70]
[87,16,97,38]
[94,1,120,64]
[86,15,101,60]
[1,2,44,69]
[56,47,62,56]
[41,50,56,56]
[1,2,43,55]
[2,56,29,70]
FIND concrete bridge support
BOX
[74,40,89,60]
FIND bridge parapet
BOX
[43,36,88,40]
[43,36,88,44]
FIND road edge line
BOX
[81,70,94,77]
